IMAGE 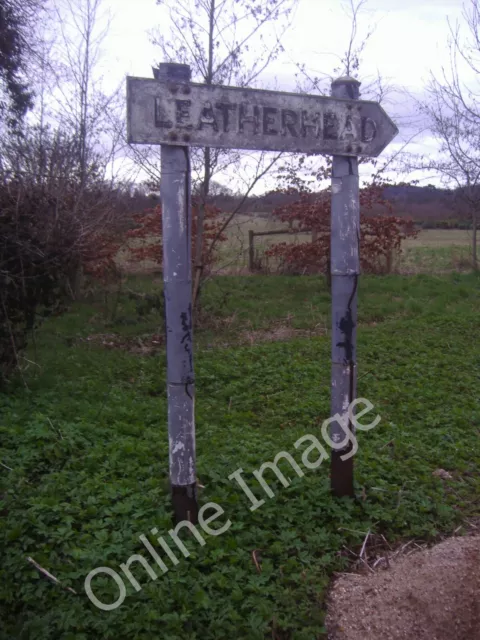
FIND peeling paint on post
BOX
[330,76,361,498]
[159,63,198,524]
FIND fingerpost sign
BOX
[127,62,398,519]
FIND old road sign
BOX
[127,77,398,157]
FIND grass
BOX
[397,229,479,273]
[403,229,477,247]
[397,245,475,273]
[1,273,480,639]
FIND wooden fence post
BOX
[248,229,255,272]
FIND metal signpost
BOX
[127,63,398,518]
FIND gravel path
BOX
[326,535,480,640]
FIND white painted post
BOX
[159,62,198,523]
[329,76,361,497]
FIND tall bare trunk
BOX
[192,0,215,311]
[192,147,210,307]
[473,209,478,270]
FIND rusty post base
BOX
[330,447,354,498]
[171,483,199,524]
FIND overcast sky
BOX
[105,0,462,85]
[98,0,467,188]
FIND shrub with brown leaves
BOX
[266,185,417,276]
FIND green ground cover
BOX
[1,273,479,639]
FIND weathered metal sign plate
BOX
[127,77,398,156]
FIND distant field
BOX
[218,214,479,274]
[399,229,478,273]
[115,214,479,275]
[404,229,477,248]
[217,213,312,272]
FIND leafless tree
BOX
[47,0,125,190]
[23,0,133,292]
[410,0,480,269]
[131,0,299,306]
[279,0,390,194]
[293,0,380,98]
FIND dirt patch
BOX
[241,325,326,344]
[326,535,480,640]
[80,333,164,355]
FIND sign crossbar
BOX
[127,76,398,157]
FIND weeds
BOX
[0,273,479,639]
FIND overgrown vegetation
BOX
[124,202,226,276]
[0,124,127,381]
[265,187,417,276]
[1,1,480,638]
[1,273,479,639]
